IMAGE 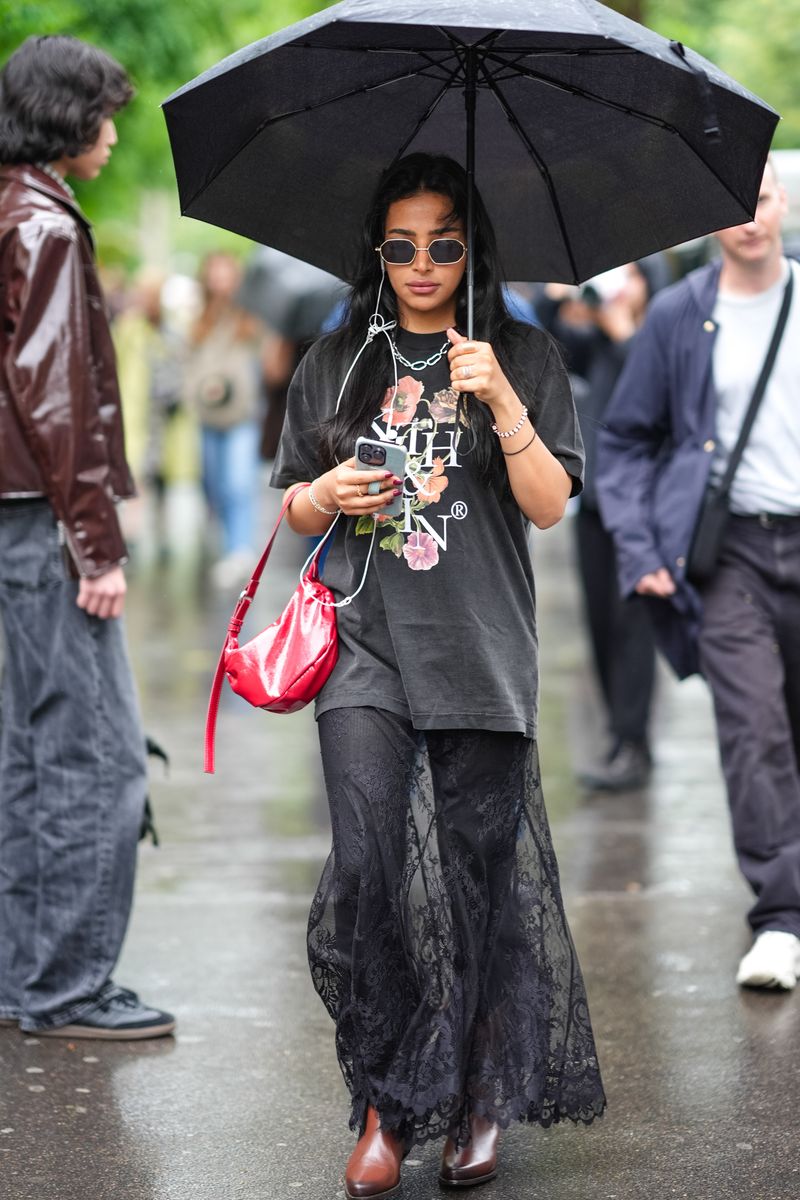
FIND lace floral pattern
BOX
[311,708,606,1148]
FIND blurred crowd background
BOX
[2,0,800,588]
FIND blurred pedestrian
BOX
[0,35,175,1037]
[185,251,265,587]
[238,245,345,459]
[272,153,605,1198]
[114,267,196,561]
[538,259,670,790]
[598,160,800,990]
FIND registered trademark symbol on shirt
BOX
[450,501,469,520]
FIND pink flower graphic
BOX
[381,376,423,427]
[413,456,449,505]
[402,531,439,571]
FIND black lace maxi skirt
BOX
[310,707,606,1148]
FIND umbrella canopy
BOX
[237,246,346,341]
[163,0,778,288]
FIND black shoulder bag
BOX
[686,268,794,585]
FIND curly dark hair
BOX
[0,35,134,165]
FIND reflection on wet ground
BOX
[1,486,797,1200]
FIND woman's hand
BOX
[317,458,402,516]
[447,327,516,412]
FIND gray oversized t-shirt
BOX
[271,323,583,738]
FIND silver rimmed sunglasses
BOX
[375,238,467,266]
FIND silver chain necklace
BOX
[391,336,450,373]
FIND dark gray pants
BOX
[575,505,656,746]
[0,501,147,1031]
[698,515,800,938]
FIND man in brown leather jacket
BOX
[0,35,175,1038]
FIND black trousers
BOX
[575,505,656,746]
[698,516,800,937]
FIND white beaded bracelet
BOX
[308,480,339,516]
[491,406,528,439]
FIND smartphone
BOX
[355,437,408,519]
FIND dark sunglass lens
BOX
[382,239,415,265]
[429,239,464,265]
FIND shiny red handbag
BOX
[204,484,338,772]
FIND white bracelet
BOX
[491,406,528,439]
[308,480,339,516]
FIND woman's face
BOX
[381,190,467,333]
[202,254,241,301]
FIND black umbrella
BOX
[163,0,777,336]
[237,246,346,341]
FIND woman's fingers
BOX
[448,339,494,392]
[335,470,398,497]
[332,465,402,513]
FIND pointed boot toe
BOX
[439,1115,499,1188]
[344,1106,405,1200]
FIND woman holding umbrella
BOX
[271,153,605,1197]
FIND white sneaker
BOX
[736,931,800,990]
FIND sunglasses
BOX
[375,238,467,266]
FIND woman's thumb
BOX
[446,326,465,345]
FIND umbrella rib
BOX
[486,56,754,216]
[488,45,637,58]
[181,66,453,212]
[289,43,636,59]
[392,73,460,163]
[483,53,678,132]
[294,41,462,60]
[482,70,580,284]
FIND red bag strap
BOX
[204,484,313,774]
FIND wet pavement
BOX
[1,484,798,1200]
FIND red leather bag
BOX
[204,484,337,772]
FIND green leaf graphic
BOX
[380,532,405,557]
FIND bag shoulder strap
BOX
[716,266,794,498]
[204,484,310,774]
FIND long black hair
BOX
[318,153,531,484]
[0,36,133,165]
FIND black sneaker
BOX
[578,740,652,792]
[36,985,176,1041]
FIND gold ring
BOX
[356,485,364,497]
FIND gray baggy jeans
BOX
[698,514,800,939]
[0,500,147,1031]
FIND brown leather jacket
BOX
[0,164,134,577]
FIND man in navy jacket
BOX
[597,160,800,991]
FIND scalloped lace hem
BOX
[350,1082,607,1149]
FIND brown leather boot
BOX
[439,1114,500,1188]
[344,1105,405,1199]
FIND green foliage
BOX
[0,0,328,265]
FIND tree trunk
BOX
[609,0,647,21]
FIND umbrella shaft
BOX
[465,47,477,341]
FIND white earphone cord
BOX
[301,265,399,605]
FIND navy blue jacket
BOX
[596,262,724,679]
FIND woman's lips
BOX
[407,282,439,294]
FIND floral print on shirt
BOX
[355,375,466,570]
